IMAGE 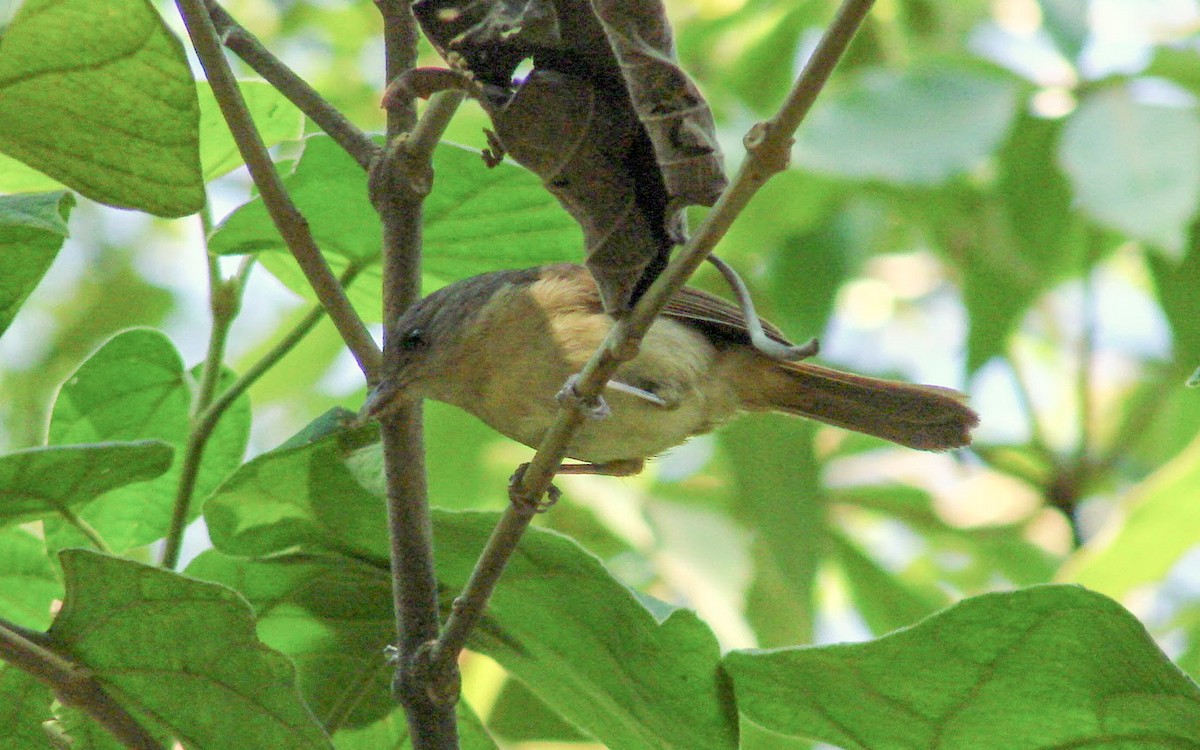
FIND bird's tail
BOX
[738,359,979,451]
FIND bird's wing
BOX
[661,286,794,346]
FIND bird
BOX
[362,263,978,476]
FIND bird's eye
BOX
[399,327,427,351]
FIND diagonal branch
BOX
[424,0,878,687]
[204,0,381,171]
[174,0,382,380]
[0,618,164,750]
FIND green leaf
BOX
[46,328,250,552]
[438,512,739,750]
[0,191,74,337]
[725,585,1200,748]
[725,5,823,115]
[0,0,203,217]
[204,415,388,559]
[0,526,61,630]
[330,705,498,750]
[487,678,589,743]
[1062,432,1200,599]
[50,550,333,750]
[209,137,581,320]
[0,665,54,750]
[794,68,1020,185]
[186,550,395,729]
[0,440,172,528]
[1145,46,1200,100]
[1059,86,1200,258]
[198,80,305,180]
[186,552,500,746]
[1150,229,1200,369]
[200,498,738,749]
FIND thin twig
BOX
[0,619,164,750]
[174,0,382,380]
[373,1,460,747]
[204,0,381,170]
[161,214,242,569]
[426,0,878,684]
[194,263,368,437]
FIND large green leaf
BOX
[46,328,250,552]
[204,410,388,560]
[201,411,737,750]
[0,0,202,216]
[725,585,1200,748]
[208,137,582,320]
[438,512,738,750]
[794,67,1020,185]
[1060,86,1200,258]
[0,191,74,337]
[186,550,395,729]
[0,440,172,528]
[49,550,332,749]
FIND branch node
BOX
[410,640,461,707]
[743,121,792,177]
[370,136,434,203]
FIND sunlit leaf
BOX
[0,0,203,216]
[1062,432,1200,598]
[198,80,306,180]
[46,329,250,553]
[0,527,60,630]
[209,137,582,320]
[726,585,1200,748]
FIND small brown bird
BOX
[363,264,978,475]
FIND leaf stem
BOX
[204,0,381,170]
[426,0,878,687]
[174,0,382,380]
[0,618,164,750]
[54,504,113,555]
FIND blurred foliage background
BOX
[4,0,1200,745]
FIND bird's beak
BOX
[358,378,404,423]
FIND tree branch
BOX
[0,618,164,750]
[174,0,382,380]
[426,0,878,683]
[373,1,460,748]
[204,0,381,171]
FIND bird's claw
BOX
[508,463,562,515]
[556,375,610,420]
